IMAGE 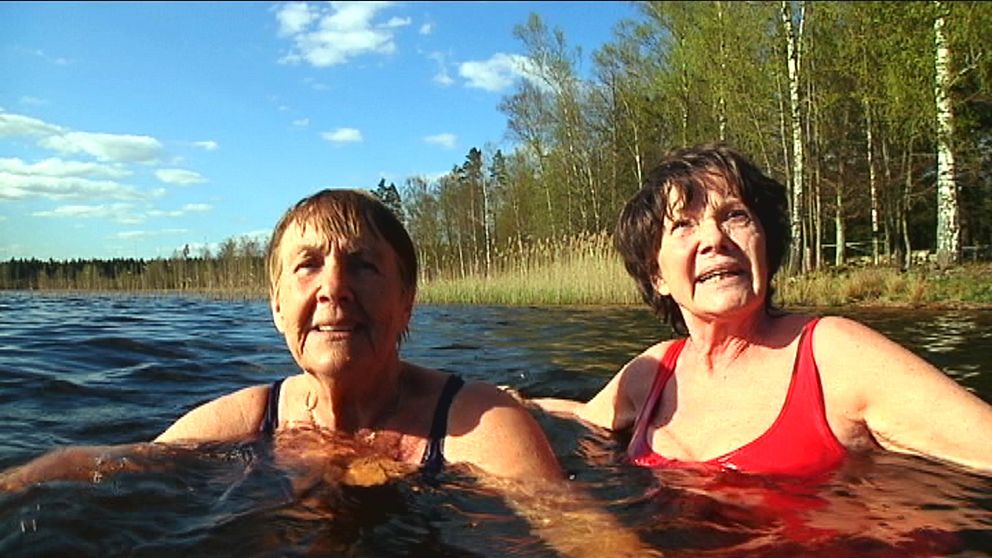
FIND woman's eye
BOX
[726,209,751,223]
[294,257,320,273]
[669,219,692,232]
[347,254,380,274]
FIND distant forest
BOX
[3,2,991,292]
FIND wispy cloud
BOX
[0,157,131,179]
[429,51,453,87]
[423,133,456,149]
[0,111,62,137]
[292,118,310,127]
[321,128,363,144]
[1,109,165,163]
[155,168,206,185]
[193,140,219,151]
[32,203,144,224]
[419,23,433,35]
[17,47,69,66]
[275,2,408,67]
[0,172,144,202]
[147,203,213,218]
[39,132,163,163]
[459,53,536,92]
[113,228,190,240]
[19,96,48,107]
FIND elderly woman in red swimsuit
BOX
[536,144,992,476]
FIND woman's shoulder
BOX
[154,382,275,444]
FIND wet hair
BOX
[614,143,790,335]
[266,189,417,300]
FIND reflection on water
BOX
[0,293,989,556]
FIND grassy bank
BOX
[419,234,992,307]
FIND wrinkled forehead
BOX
[278,214,384,257]
[663,169,743,216]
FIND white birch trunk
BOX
[933,0,960,265]
[782,0,805,271]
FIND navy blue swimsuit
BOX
[259,375,465,475]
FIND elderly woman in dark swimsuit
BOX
[536,144,992,476]
[154,189,561,480]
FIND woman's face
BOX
[270,220,413,379]
[653,174,768,324]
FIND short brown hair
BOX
[614,144,790,335]
[266,189,417,299]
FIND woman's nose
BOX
[315,257,351,302]
[698,217,729,253]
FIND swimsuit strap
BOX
[420,374,465,475]
[260,378,284,435]
[628,338,687,459]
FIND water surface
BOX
[0,293,989,556]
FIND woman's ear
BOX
[270,292,285,333]
[652,273,671,297]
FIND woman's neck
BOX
[682,309,772,373]
[302,360,406,433]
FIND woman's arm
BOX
[815,316,992,472]
[532,349,664,432]
[450,382,660,557]
[154,385,269,444]
[445,382,563,481]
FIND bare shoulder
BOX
[154,384,271,444]
[445,378,562,480]
[811,315,929,377]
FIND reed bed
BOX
[421,234,992,308]
[419,232,641,306]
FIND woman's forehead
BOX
[665,171,742,212]
[279,218,383,254]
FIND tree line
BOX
[4,2,990,293]
[399,1,992,279]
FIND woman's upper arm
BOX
[815,316,992,472]
[579,350,662,431]
[154,385,269,444]
[446,383,563,481]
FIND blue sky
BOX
[1,1,637,260]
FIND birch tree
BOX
[933,0,960,265]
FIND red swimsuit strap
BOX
[628,338,687,459]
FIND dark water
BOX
[0,292,989,557]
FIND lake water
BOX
[0,292,989,557]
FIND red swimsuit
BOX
[627,318,846,476]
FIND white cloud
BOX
[423,133,456,149]
[193,140,219,151]
[155,168,206,185]
[39,131,163,163]
[382,16,411,29]
[275,2,403,67]
[459,53,536,92]
[0,111,63,137]
[32,203,144,224]
[0,157,131,179]
[292,118,310,127]
[1,110,165,163]
[419,23,433,35]
[0,172,144,201]
[321,128,363,143]
[275,1,317,36]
